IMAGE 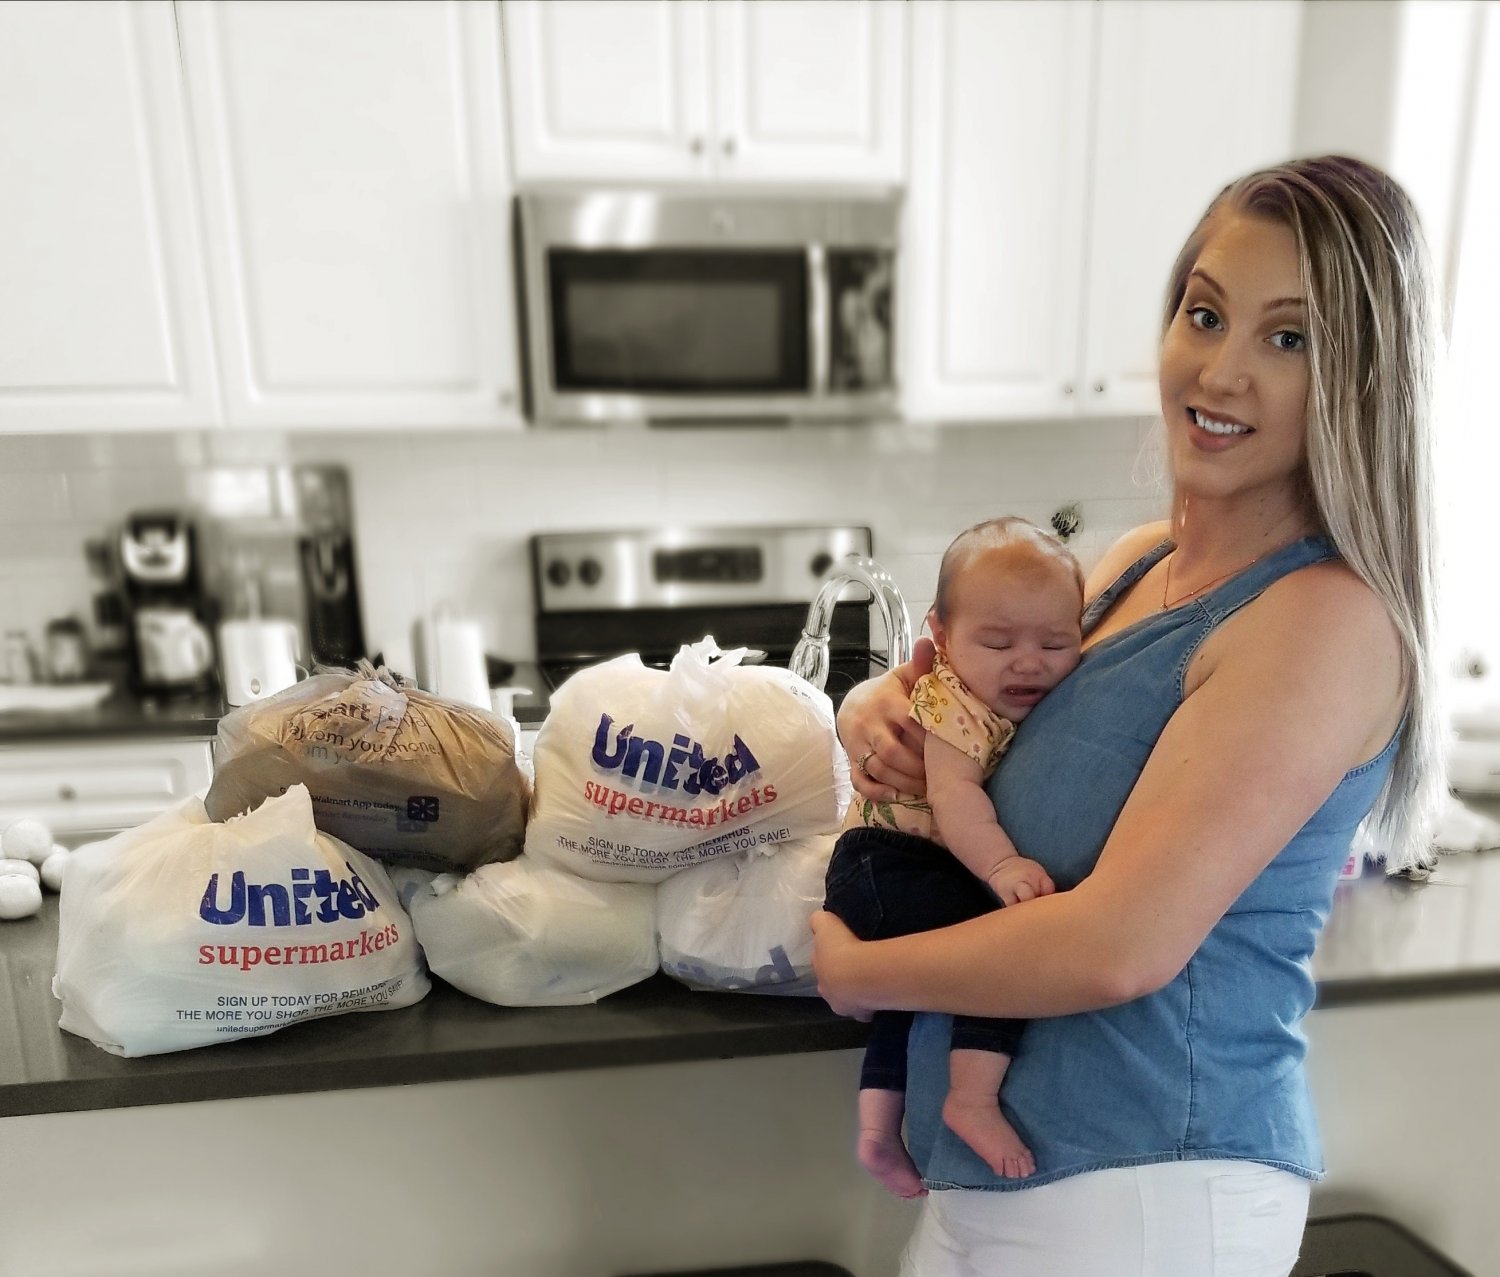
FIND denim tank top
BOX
[903,535,1399,1190]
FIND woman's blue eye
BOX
[1186,306,1221,331]
[1271,329,1306,352]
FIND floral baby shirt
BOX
[843,652,1015,844]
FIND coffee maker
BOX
[119,511,218,696]
[293,466,366,667]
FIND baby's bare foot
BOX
[942,1094,1036,1179]
[857,1128,929,1199]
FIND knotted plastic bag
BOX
[54,785,429,1056]
[657,832,836,996]
[524,638,849,883]
[405,857,658,1006]
[205,660,529,874]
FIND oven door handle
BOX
[808,244,830,396]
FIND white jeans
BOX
[899,1159,1310,1277]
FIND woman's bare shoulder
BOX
[1084,521,1172,600]
[1201,557,1405,751]
[1261,557,1397,644]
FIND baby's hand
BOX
[985,857,1055,906]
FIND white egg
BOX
[0,857,41,883]
[40,850,68,892]
[2,818,54,866]
[0,874,43,920]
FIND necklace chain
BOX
[1161,554,1262,609]
[1160,512,1304,610]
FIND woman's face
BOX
[1159,211,1312,508]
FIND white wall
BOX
[0,419,1168,679]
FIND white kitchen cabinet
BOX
[0,0,220,434]
[1080,1,1302,417]
[503,0,907,184]
[0,737,213,838]
[177,0,521,431]
[902,0,1302,424]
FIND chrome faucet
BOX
[790,555,913,691]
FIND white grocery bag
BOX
[525,638,849,882]
[406,857,658,1006]
[657,832,836,996]
[54,785,429,1057]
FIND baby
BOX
[822,516,1084,1198]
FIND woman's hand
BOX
[837,637,936,800]
[810,910,875,1021]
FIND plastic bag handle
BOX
[669,636,749,698]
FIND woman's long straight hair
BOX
[1161,156,1442,872]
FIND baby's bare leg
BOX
[856,1088,928,1199]
[942,1049,1035,1178]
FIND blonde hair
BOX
[933,516,1083,624]
[1163,155,1441,872]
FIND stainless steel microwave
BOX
[515,189,901,426]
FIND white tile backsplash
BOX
[0,418,1169,668]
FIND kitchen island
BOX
[2,844,1498,1275]
[5,846,1500,1121]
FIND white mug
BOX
[219,619,304,706]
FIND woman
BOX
[812,155,1443,1275]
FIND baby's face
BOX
[930,547,1083,722]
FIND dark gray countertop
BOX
[1310,836,1500,1005]
[0,683,223,745]
[0,894,865,1119]
[0,661,552,747]
[4,835,1497,1121]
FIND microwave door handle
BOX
[808,244,830,396]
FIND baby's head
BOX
[928,518,1084,722]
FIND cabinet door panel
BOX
[179,0,518,429]
[903,1,1093,422]
[0,738,213,836]
[504,0,712,181]
[0,0,219,432]
[1081,0,1301,418]
[713,0,906,183]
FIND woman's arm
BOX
[813,562,1406,1021]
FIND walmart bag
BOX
[524,639,849,883]
[205,661,529,874]
[54,785,429,1056]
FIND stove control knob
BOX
[809,552,834,578]
[545,559,571,588]
[578,557,603,587]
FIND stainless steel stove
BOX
[531,524,879,706]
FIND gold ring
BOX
[856,749,875,775]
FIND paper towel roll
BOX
[413,615,489,710]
